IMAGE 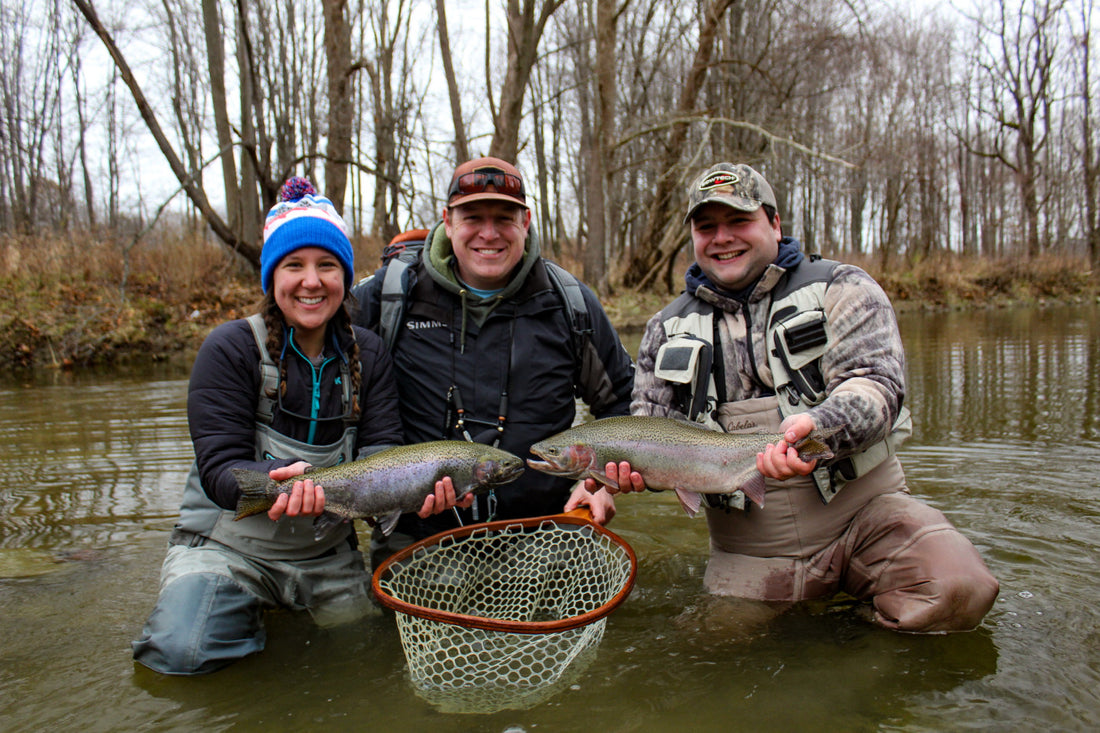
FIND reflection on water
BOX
[1,305,1099,730]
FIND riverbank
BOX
[0,232,1094,369]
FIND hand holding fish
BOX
[583,462,646,495]
[265,462,326,521]
[756,414,820,481]
[416,476,476,518]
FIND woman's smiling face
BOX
[272,247,345,353]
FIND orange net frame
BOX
[372,509,637,702]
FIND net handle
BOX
[371,508,637,634]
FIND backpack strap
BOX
[246,313,279,425]
[378,249,422,351]
[544,260,622,411]
[544,260,592,364]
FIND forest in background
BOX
[1,0,1098,367]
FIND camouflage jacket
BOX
[631,246,907,462]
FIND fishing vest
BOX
[172,315,359,561]
[653,258,911,506]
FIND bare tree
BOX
[436,0,469,163]
[622,0,736,291]
[323,0,354,212]
[71,0,255,261]
[1076,0,1100,270]
[201,0,239,233]
[580,0,619,292]
[489,0,566,161]
[967,0,1066,259]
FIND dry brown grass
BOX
[0,230,256,368]
[856,251,1095,308]
[0,229,1095,369]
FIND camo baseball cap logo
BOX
[684,163,777,223]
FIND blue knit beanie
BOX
[260,177,354,294]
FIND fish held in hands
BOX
[527,416,835,516]
[232,441,525,539]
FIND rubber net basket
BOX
[372,509,636,711]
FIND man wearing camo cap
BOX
[597,162,999,633]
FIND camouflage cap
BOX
[684,163,777,224]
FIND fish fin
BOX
[231,468,277,520]
[674,488,703,517]
[587,470,620,491]
[376,511,402,537]
[311,512,347,541]
[736,470,767,508]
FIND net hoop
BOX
[372,509,637,634]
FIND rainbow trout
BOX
[232,441,525,538]
[527,416,835,515]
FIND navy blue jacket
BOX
[188,317,403,510]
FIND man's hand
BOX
[582,461,646,495]
[756,413,818,480]
[417,475,476,518]
[565,483,616,525]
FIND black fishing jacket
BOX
[353,246,634,538]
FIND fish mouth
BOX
[526,458,576,477]
[496,463,526,483]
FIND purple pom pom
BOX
[278,176,317,202]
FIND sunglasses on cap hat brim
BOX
[447,169,525,202]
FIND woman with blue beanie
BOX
[132,178,458,675]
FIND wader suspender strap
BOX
[545,260,593,368]
[245,313,357,428]
[246,314,279,425]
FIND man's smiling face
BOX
[444,200,531,290]
[690,202,782,292]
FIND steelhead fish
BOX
[527,415,836,516]
[231,441,525,539]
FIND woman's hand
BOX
[265,461,326,520]
[565,484,616,525]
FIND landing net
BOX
[372,509,636,710]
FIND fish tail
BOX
[794,437,834,462]
[231,468,278,520]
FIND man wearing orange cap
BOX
[352,157,636,566]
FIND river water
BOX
[1,304,1098,731]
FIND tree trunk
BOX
[236,7,261,245]
[323,0,353,213]
[581,0,616,293]
[489,0,565,161]
[436,0,468,163]
[623,0,736,290]
[202,0,240,233]
[72,0,255,264]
